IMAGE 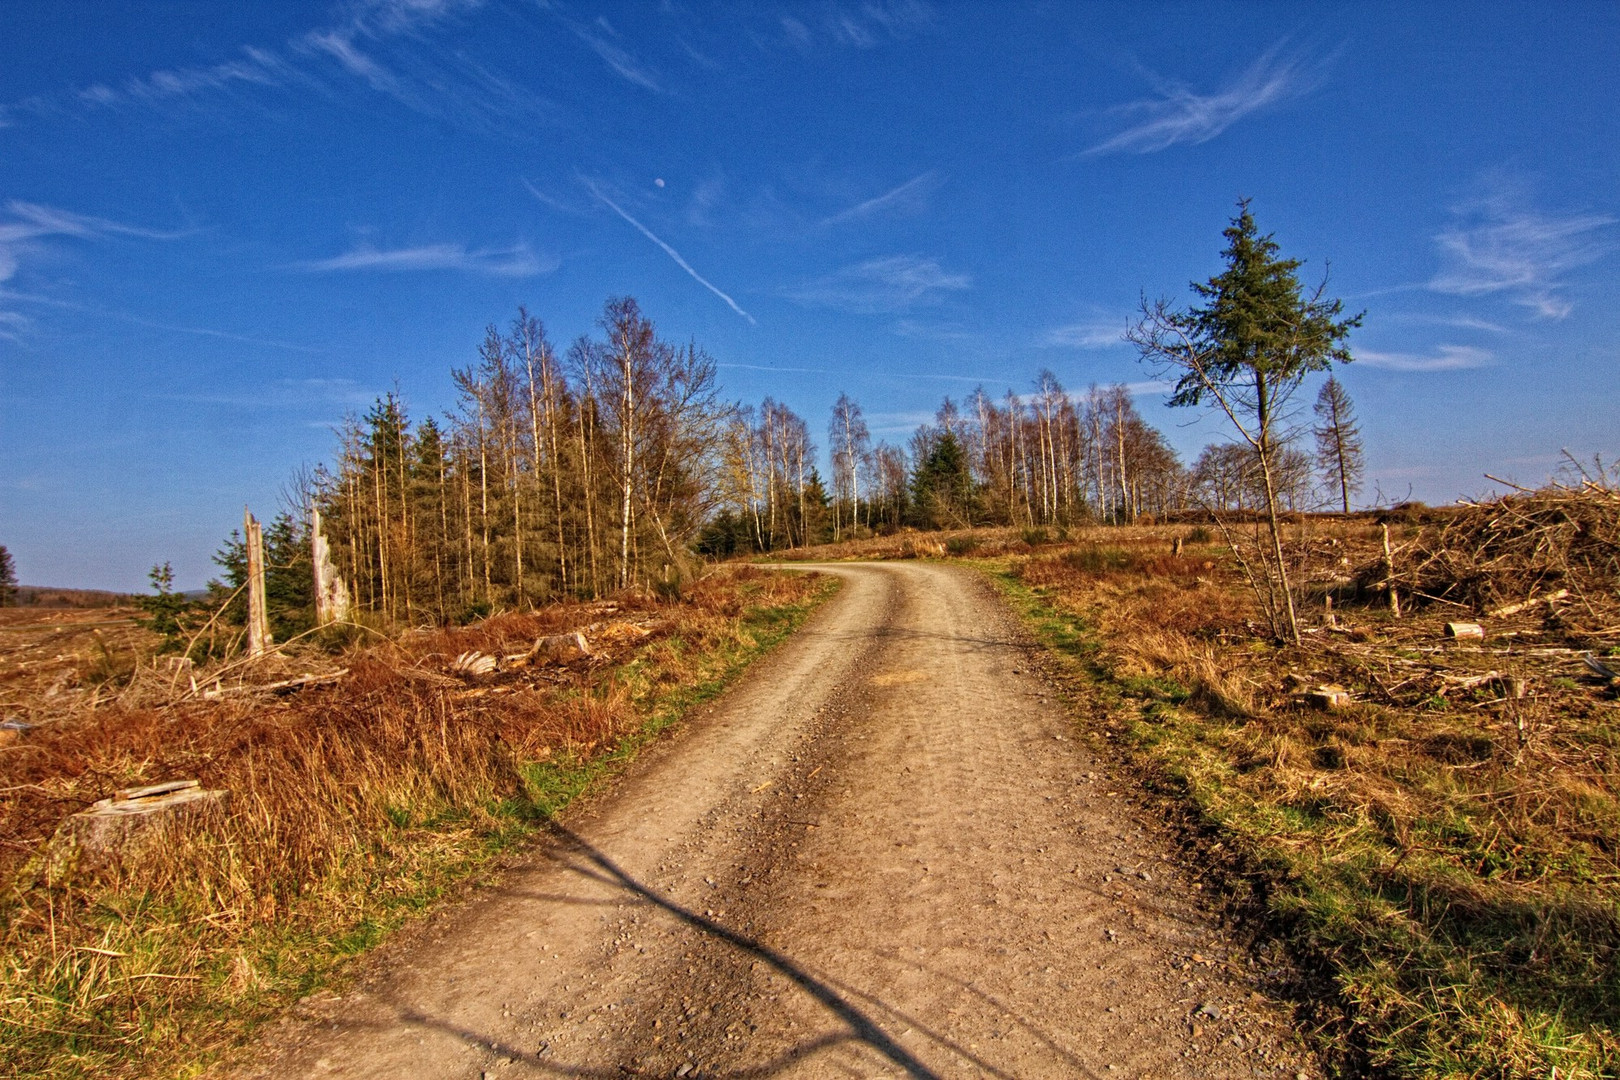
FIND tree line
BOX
[175,244,1363,631]
[705,369,1360,556]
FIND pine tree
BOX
[1313,375,1365,514]
[134,562,192,648]
[1131,199,1363,642]
[0,545,17,606]
[910,430,977,528]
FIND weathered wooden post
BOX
[1381,522,1401,618]
[310,506,351,626]
[244,507,272,657]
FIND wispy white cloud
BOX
[778,1,933,50]
[1356,344,1492,372]
[1086,42,1323,155]
[581,180,755,324]
[305,30,402,95]
[9,0,531,134]
[786,255,969,314]
[295,241,552,276]
[0,201,188,331]
[779,16,815,49]
[151,377,378,410]
[1428,182,1615,319]
[113,314,322,352]
[893,318,971,342]
[80,48,288,108]
[534,5,662,91]
[820,171,940,227]
[569,16,662,91]
[350,0,480,36]
[867,409,938,434]
[684,173,728,228]
[720,360,1004,389]
[1041,320,1129,349]
[0,283,320,352]
[1383,312,1510,335]
[1,200,190,243]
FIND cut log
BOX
[451,651,498,677]
[201,669,349,699]
[1445,622,1486,640]
[1584,653,1620,683]
[262,669,348,695]
[1486,590,1570,619]
[40,780,228,885]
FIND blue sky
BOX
[1,1,1616,590]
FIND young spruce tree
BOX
[1130,199,1362,642]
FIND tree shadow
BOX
[349,821,1106,1078]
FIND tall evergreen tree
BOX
[910,430,977,528]
[1130,199,1362,641]
[0,545,16,606]
[1313,375,1365,513]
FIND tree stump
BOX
[529,630,591,663]
[1304,685,1351,710]
[39,780,229,886]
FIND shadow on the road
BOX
[808,622,1023,654]
[353,822,1110,1079]
[529,820,960,1078]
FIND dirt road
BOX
[234,562,1319,1079]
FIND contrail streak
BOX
[582,180,755,325]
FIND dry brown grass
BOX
[0,565,829,1080]
[992,511,1620,1078]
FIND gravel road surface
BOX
[232,562,1320,1079]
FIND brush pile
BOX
[1373,480,1620,629]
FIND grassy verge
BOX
[986,538,1619,1080]
[0,565,836,1080]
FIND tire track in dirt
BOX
[229,563,1321,1079]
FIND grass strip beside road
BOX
[989,556,1620,1080]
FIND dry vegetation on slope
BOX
[0,565,832,1080]
[979,494,1620,1078]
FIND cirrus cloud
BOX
[1085,42,1326,156]
[294,241,553,276]
[1355,344,1492,372]
[1429,183,1615,319]
[785,255,970,314]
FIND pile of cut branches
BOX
[1372,480,1620,629]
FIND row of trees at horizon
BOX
[251,294,1366,627]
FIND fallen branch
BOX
[200,669,348,699]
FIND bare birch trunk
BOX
[311,506,351,626]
